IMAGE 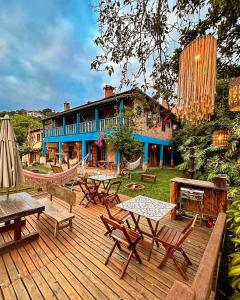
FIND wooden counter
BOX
[170,177,228,219]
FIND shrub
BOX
[227,190,240,298]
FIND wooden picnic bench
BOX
[141,173,157,183]
[0,192,44,255]
[37,183,76,237]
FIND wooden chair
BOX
[100,215,142,279]
[104,180,122,203]
[77,179,100,207]
[51,164,64,173]
[102,195,131,229]
[148,215,198,280]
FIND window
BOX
[37,133,41,141]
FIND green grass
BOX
[118,168,183,201]
[24,164,51,174]
[0,184,34,195]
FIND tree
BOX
[92,0,240,102]
[105,125,143,162]
[41,108,55,117]
[10,114,41,145]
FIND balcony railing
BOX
[44,116,129,138]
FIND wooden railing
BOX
[165,212,226,300]
[44,126,64,137]
[44,116,129,137]
[66,124,77,135]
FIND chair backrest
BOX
[78,179,96,196]
[51,164,64,173]
[102,194,117,220]
[175,214,198,250]
[100,215,133,246]
[107,180,122,194]
[46,183,76,212]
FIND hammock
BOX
[23,154,89,188]
[126,157,142,171]
[23,163,79,188]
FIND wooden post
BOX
[159,145,164,168]
[170,181,178,220]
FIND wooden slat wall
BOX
[0,192,211,300]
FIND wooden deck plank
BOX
[0,192,212,300]
[46,262,84,300]
[22,275,44,300]
[39,266,69,300]
[59,255,112,300]
[0,256,11,288]
[52,258,97,300]
[1,284,17,300]
[31,270,57,300]
[11,280,30,300]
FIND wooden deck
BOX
[0,192,211,300]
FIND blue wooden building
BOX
[42,85,177,169]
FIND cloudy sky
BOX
[0,0,119,111]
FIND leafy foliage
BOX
[10,114,40,145]
[93,0,240,101]
[105,124,143,161]
[174,80,240,185]
[226,192,240,298]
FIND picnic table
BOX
[88,174,117,191]
[117,195,175,243]
[0,192,44,254]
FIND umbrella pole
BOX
[6,188,9,200]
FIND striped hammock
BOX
[23,163,79,188]
[23,154,89,188]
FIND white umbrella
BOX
[0,115,24,199]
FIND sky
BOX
[0,0,119,112]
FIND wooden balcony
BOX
[44,116,130,138]
[0,192,212,300]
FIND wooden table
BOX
[88,174,117,191]
[117,195,175,245]
[170,177,228,220]
[0,192,44,255]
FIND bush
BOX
[227,190,240,299]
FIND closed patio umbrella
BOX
[0,115,24,199]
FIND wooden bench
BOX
[37,183,76,237]
[141,174,157,183]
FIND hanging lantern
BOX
[212,130,229,147]
[177,36,217,122]
[229,77,240,111]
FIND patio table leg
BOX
[0,217,39,255]
[130,213,143,237]
[14,217,22,240]
[147,219,160,248]
[103,180,111,191]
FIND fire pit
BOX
[125,182,145,190]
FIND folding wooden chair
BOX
[148,215,198,280]
[104,180,122,203]
[77,179,100,207]
[100,215,142,279]
[102,195,131,229]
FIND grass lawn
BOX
[24,164,51,174]
[118,168,183,201]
